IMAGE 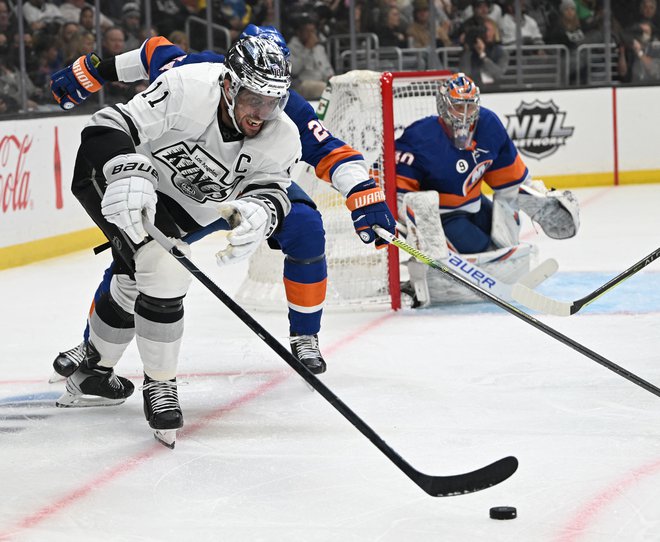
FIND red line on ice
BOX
[0,311,395,540]
[556,456,660,542]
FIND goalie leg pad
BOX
[400,191,448,260]
[400,191,447,308]
[420,244,537,306]
[518,190,580,239]
[491,189,521,248]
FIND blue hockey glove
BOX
[50,53,105,110]
[346,180,396,248]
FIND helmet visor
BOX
[234,87,289,121]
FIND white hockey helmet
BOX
[222,35,291,132]
[436,73,480,150]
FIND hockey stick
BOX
[394,221,558,302]
[374,226,660,399]
[142,220,518,497]
[511,247,660,316]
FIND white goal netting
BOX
[235,70,451,311]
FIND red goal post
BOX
[235,70,452,312]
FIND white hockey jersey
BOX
[87,62,301,231]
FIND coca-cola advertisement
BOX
[0,116,92,251]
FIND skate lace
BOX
[143,380,179,414]
[62,342,86,364]
[291,335,320,360]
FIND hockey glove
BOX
[216,199,270,265]
[50,53,105,110]
[101,154,159,244]
[346,180,395,248]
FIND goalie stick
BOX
[511,247,660,316]
[394,221,558,302]
[142,220,518,497]
[374,226,660,400]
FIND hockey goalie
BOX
[394,73,579,307]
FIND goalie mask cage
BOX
[235,70,451,312]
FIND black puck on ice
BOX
[489,506,517,520]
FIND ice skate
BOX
[142,375,183,449]
[50,341,86,383]
[56,342,135,407]
[290,334,327,374]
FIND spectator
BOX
[376,5,408,48]
[23,0,64,36]
[79,6,95,35]
[168,30,189,51]
[33,32,63,88]
[101,26,134,103]
[0,48,42,109]
[456,0,493,45]
[407,0,452,47]
[150,0,190,37]
[458,0,502,27]
[0,1,16,42]
[60,0,113,30]
[626,21,660,81]
[370,0,410,33]
[459,17,509,87]
[101,26,125,58]
[498,0,545,46]
[574,0,597,31]
[120,2,143,51]
[64,29,94,64]
[546,0,588,83]
[57,21,80,63]
[637,0,660,28]
[288,18,334,100]
[0,91,19,114]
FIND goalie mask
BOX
[222,35,291,133]
[436,73,480,150]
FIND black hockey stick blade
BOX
[374,226,660,399]
[414,456,518,497]
[143,220,518,497]
[512,246,660,316]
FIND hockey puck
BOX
[489,506,517,520]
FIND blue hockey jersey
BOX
[395,107,528,214]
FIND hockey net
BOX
[235,70,451,311]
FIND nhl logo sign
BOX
[505,100,574,160]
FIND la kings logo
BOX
[505,100,575,160]
[153,143,232,203]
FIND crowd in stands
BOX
[0,0,659,114]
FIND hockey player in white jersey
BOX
[58,35,299,448]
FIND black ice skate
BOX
[55,341,135,408]
[142,375,183,449]
[50,341,86,383]
[290,334,327,374]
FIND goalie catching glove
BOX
[216,199,275,265]
[518,180,580,239]
[50,53,105,110]
[345,180,396,248]
[101,154,159,244]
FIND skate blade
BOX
[48,371,65,384]
[55,391,127,408]
[154,429,176,449]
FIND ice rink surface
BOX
[1,184,660,542]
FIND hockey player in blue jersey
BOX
[394,73,579,306]
[49,25,395,377]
